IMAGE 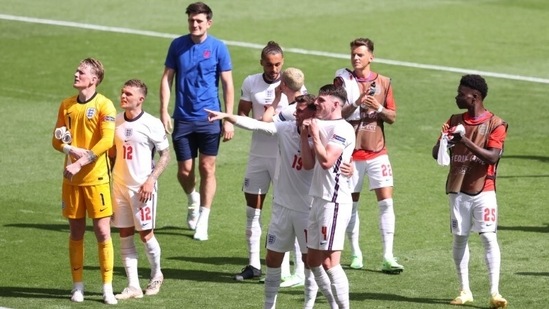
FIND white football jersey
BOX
[273,121,314,213]
[308,118,355,203]
[234,116,314,213]
[113,111,169,189]
[241,73,287,158]
[274,103,297,123]
[335,68,361,120]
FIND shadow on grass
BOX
[498,224,549,233]
[164,267,257,283]
[152,225,190,236]
[4,223,82,232]
[165,256,258,283]
[279,289,486,308]
[168,255,248,266]
[516,272,549,277]
[71,264,247,284]
[2,224,190,235]
[0,286,101,300]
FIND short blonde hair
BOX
[80,57,105,86]
[281,67,304,92]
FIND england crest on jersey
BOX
[125,128,133,139]
[86,107,96,119]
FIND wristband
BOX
[62,144,72,155]
[353,100,361,108]
[376,105,384,113]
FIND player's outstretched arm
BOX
[206,109,276,135]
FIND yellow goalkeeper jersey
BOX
[52,92,116,186]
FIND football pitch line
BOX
[2,13,549,85]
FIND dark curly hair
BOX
[460,74,488,99]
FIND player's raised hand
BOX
[300,118,311,135]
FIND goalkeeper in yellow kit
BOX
[51,58,118,305]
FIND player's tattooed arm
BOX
[139,148,171,201]
[64,150,97,178]
[149,148,170,181]
[85,150,98,164]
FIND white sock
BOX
[379,198,395,259]
[453,234,470,292]
[186,189,196,198]
[187,189,199,205]
[73,282,84,292]
[103,283,114,295]
[326,264,350,309]
[281,252,291,278]
[195,206,210,234]
[120,235,140,288]
[346,201,361,257]
[311,266,337,309]
[264,267,281,309]
[480,232,501,295]
[303,268,318,309]
[143,236,162,279]
[293,239,305,277]
[246,207,262,269]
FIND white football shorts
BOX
[307,197,352,251]
[353,154,394,192]
[242,155,276,194]
[266,202,308,254]
[111,181,157,231]
[449,191,498,236]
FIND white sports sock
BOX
[303,268,318,309]
[293,239,305,277]
[120,235,140,288]
[326,264,350,309]
[187,189,200,206]
[281,252,291,278]
[310,266,337,309]
[103,283,114,295]
[73,282,84,292]
[480,232,501,295]
[143,236,162,279]
[246,207,262,269]
[346,201,362,257]
[264,267,281,309]
[378,198,395,259]
[195,206,211,235]
[453,234,470,292]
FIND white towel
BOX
[54,126,67,140]
[450,124,465,137]
[437,134,450,166]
